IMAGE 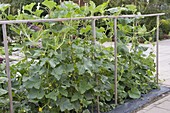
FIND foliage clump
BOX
[0,0,157,112]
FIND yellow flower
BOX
[49,83,52,87]
[39,107,42,112]
[68,40,72,45]
[49,106,52,109]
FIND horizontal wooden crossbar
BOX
[0,13,165,24]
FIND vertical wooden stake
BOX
[156,16,160,84]
[2,24,14,113]
[114,18,118,105]
[92,19,100,113]
[79,0,81,6]
[92,19,96,44]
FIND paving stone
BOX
[136,97,166,112]
[156,101,170,110]
[142,105,155,111]
[144,107,169,113]
[163,95,170,101]
[151,98,166,105]
[136,109,148,113]
[159,54,170,61]
[162,79,170,86]
[158,39,170,86]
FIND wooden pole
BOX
[2,24,14,113]
[92,19,100,113]
[0,13,165,25]
[156,16,160,84]
[114,18,118,105]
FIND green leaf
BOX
[78,80,93,94]
[126,5,137,13]
[59,87,68,97]
[42,0,56,10]
[49,59,57,68]
[107,7,119,14]
[107,7,127,15]
[61,1,79,10]
[71,92,82,102]
[81,99,92,107]
[83,109,90,113]
[77,64,85,75]
[58,98,74,112]
[128,87,141,99]
[80,25,91,34]
[0,4,11,12]
[132,74,140,79]
[72,101,81,112]
[40,58,48,67]
[39,67,46,75]
[23,76,41,89]
[83,57,93,69]
[89,1,96,10]
[51,66,63,80]
[23,3,36,13]
[95,1,109,14]
[0,88,8,96]
[7,14,16,20]
[65,64,74,73]
[0,77,8,83]
[27,88,45,99]
[138,25,147,35]
[33,9,44,17]
[46,90,58,101]
[0,97,9,104]
[117,42,129,54]
[89,1,96,15]
[119,18,133,25]
[101,75,108,84]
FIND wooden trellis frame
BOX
[0,13,164,113]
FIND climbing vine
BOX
[0,0,157,112]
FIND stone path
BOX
[137,39,170,113]
[137,94,170,113]
[159,39,170,86]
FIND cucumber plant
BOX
[0,0,157,112]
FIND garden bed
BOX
[0,1,164,113]
[107,86,170,113]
